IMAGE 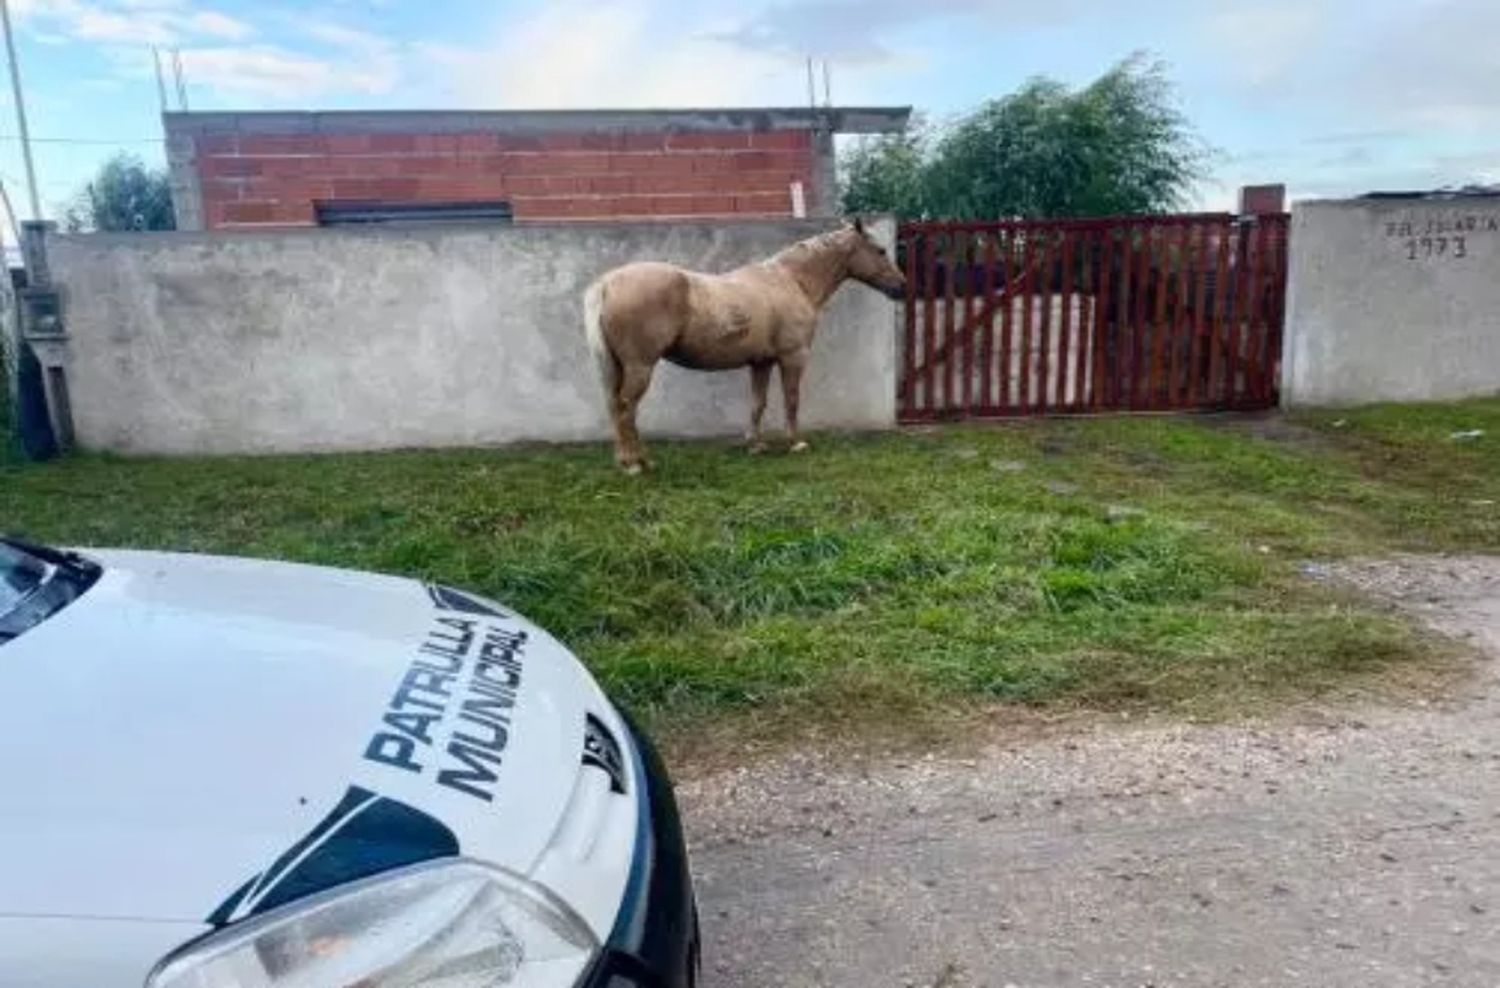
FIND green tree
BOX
[841,54,1205,219]
[839,118,931,218]
[64,153,176,232]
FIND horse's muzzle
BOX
[882,284,909,301]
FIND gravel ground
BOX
[678,555,1500,987]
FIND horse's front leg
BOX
[778,350,810,453]
[747,361,773,454]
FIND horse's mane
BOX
[770,229,851,265]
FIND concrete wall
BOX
[1284,197,1500,406]
[48,218,899,455]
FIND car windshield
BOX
[0,538,101,644]
[1,543,50,614]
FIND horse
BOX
[583,218,908,473]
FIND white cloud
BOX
[417,1,779,108]
[31,4,408,105]
[71,8,173,44]
[712,0,1100,61]
[416,0,920,110]
[187,11,254,41]
[125,12,406,104]
[300,21,393,53]
[1200,4,1324,89]
[179,44,399,100]
[16,0,255,46]
[1196,0,1500,134]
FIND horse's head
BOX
[844,217,907,301]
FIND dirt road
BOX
[679,556,1500,987]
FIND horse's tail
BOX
[583,277,619,399]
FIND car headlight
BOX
[147,859,598,988]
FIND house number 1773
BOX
[1405,236,1468,260]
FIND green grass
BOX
[4,400,1498,748]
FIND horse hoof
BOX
[748,442,768,456]
[621,462,644,476]
[790,441,810,454]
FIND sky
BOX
[2,0,1498,223]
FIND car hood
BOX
[0,550,637,946]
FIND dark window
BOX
[314,200,514,226]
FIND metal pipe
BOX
[153,47,168,114]
[172,47,188,111]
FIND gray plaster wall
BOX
[48,218,899,455]
[1284,197,1500,406]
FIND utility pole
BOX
[0,0,41,220]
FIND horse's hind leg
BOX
[611,361,656,474]
[747,361,772,454]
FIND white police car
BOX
[0,536,698,987]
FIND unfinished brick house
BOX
[163,107,911,230]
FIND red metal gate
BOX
[897,213,1289,420]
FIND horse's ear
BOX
[851,215,866,235]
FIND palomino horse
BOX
[584,219,907,473]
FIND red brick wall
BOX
[1238,184,1287,215]
[192,128,815,227]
